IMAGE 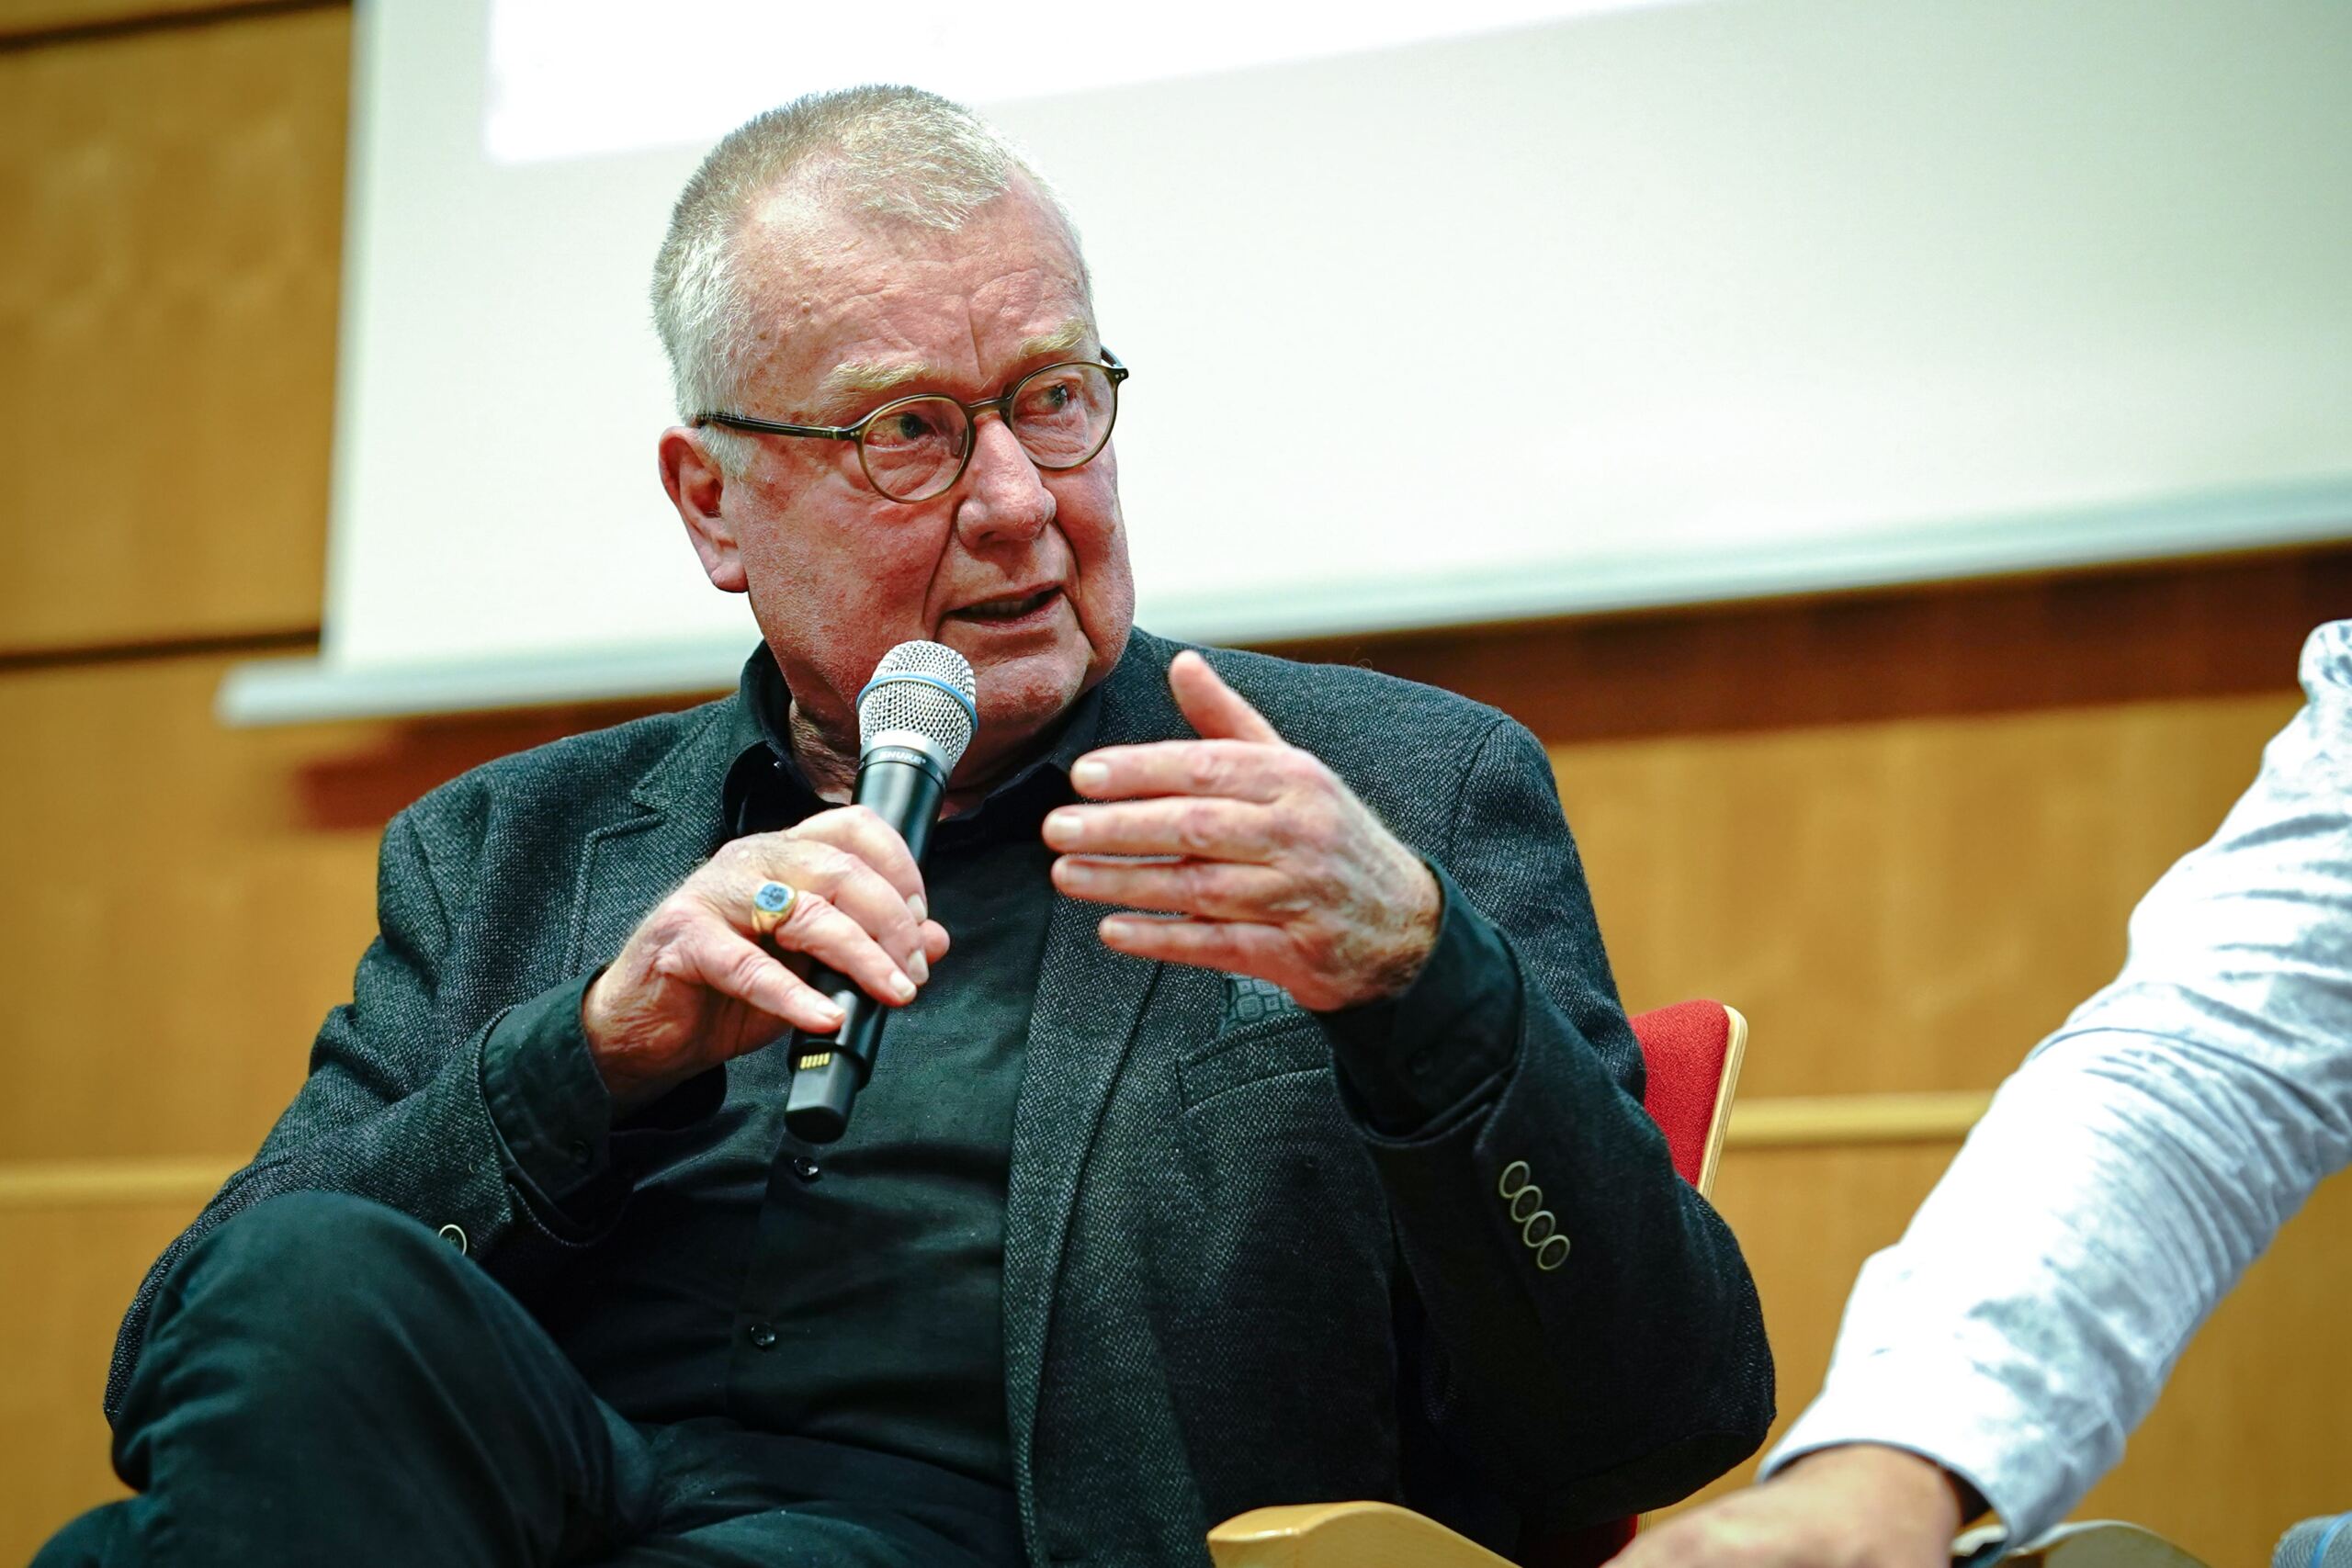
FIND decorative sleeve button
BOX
[1497,1159,1567,1270]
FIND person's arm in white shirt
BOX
[1620,620,2352,1568]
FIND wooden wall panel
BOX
[0,1,311,44]
[0,654,380,1161]
[0,651,695,1165]
[0,4,346,655]
[1270,546,2352,747]
[1677,1138,1966,1506]
[1554,690,2305,1097]
[0,1200,204,1564]
[1672,1144,2352,1568]
[0,648,2313,1163]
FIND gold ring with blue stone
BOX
[749,879,797,938]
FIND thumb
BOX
[1169,650,1283,746]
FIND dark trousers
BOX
[34,1192,1026,1568]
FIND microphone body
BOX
[783,642,977,1144]
[784,747,947,1142]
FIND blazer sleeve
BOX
[1351,715,1774,1526]
[102,803,614,1424]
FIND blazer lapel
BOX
[566,705,738,973]
[1001,632,1184,1516]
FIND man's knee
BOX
[29,1499,129,1568]
[150,1191,472,1372]
[176,1190,448,1298]
[117,1191,495,1488]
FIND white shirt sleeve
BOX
[1762,620,2352,1546]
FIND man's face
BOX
[693,180,1134,779]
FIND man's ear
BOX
[659,426,748,592]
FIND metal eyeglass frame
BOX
[692,348,1129,502]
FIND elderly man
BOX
[40,87,1770,1568]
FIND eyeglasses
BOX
[695,349,1129,503]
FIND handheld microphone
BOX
[2275,1515,2352,1568]
[783,641,978,1144]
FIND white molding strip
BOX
[217,637,749,727]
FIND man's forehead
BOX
[742,172,1081,289]
[733,185,1093,409]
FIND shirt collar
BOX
[720,644,1104,843]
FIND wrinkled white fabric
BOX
[1766,620,2352,1548]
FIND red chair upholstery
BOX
[1211,1001,1754,1568]
[1633,999,1748,1200]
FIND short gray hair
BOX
[650,85,1084,472]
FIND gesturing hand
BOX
[582,806,949,1113]
[1045,650,1441,1012]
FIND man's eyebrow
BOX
[814,359,938,407]
[1016,321,1097,362]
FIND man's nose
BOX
[953,414,1055,545]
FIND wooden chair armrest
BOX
[1974,1520,2214,1568]
[1208,1502,1519,1568]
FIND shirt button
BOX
[746,1322,778,1349]
[436,1224,468,1255]
[788,1156,821,1182]
[567,1139,594,1167]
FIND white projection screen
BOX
[221,0,2352,722]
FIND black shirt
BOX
[479,648,1524,1492]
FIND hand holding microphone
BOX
[783,642,978,1140]
[581,642,973,1119]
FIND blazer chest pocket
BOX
[1177,1015,1333,1111]
[1171,1012,1390,1307]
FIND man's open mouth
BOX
[953,587,1060,623]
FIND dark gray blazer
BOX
[110,628,1770,1566]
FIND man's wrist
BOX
[1363,854,1443,1004]
[482,972,620,1207]
[1320,862,1523,1134]
[579,967,682,1117]
[1783,1443,1980,1534]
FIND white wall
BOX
[223,0,2352,721]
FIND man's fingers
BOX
[787,806,930,915]
[732,837,929,980]
[1043,795,1273,861]
[1053,855,1292,920]
[683,931,844,1035]
[1069,739,1290,804]
[728,886,919,1007]
[1095,912,1292,977]
[786,891,922,1005]
[1168,649,1283,746]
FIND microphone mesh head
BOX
[857,641,978,768]
[2276,1516,2352,1568]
